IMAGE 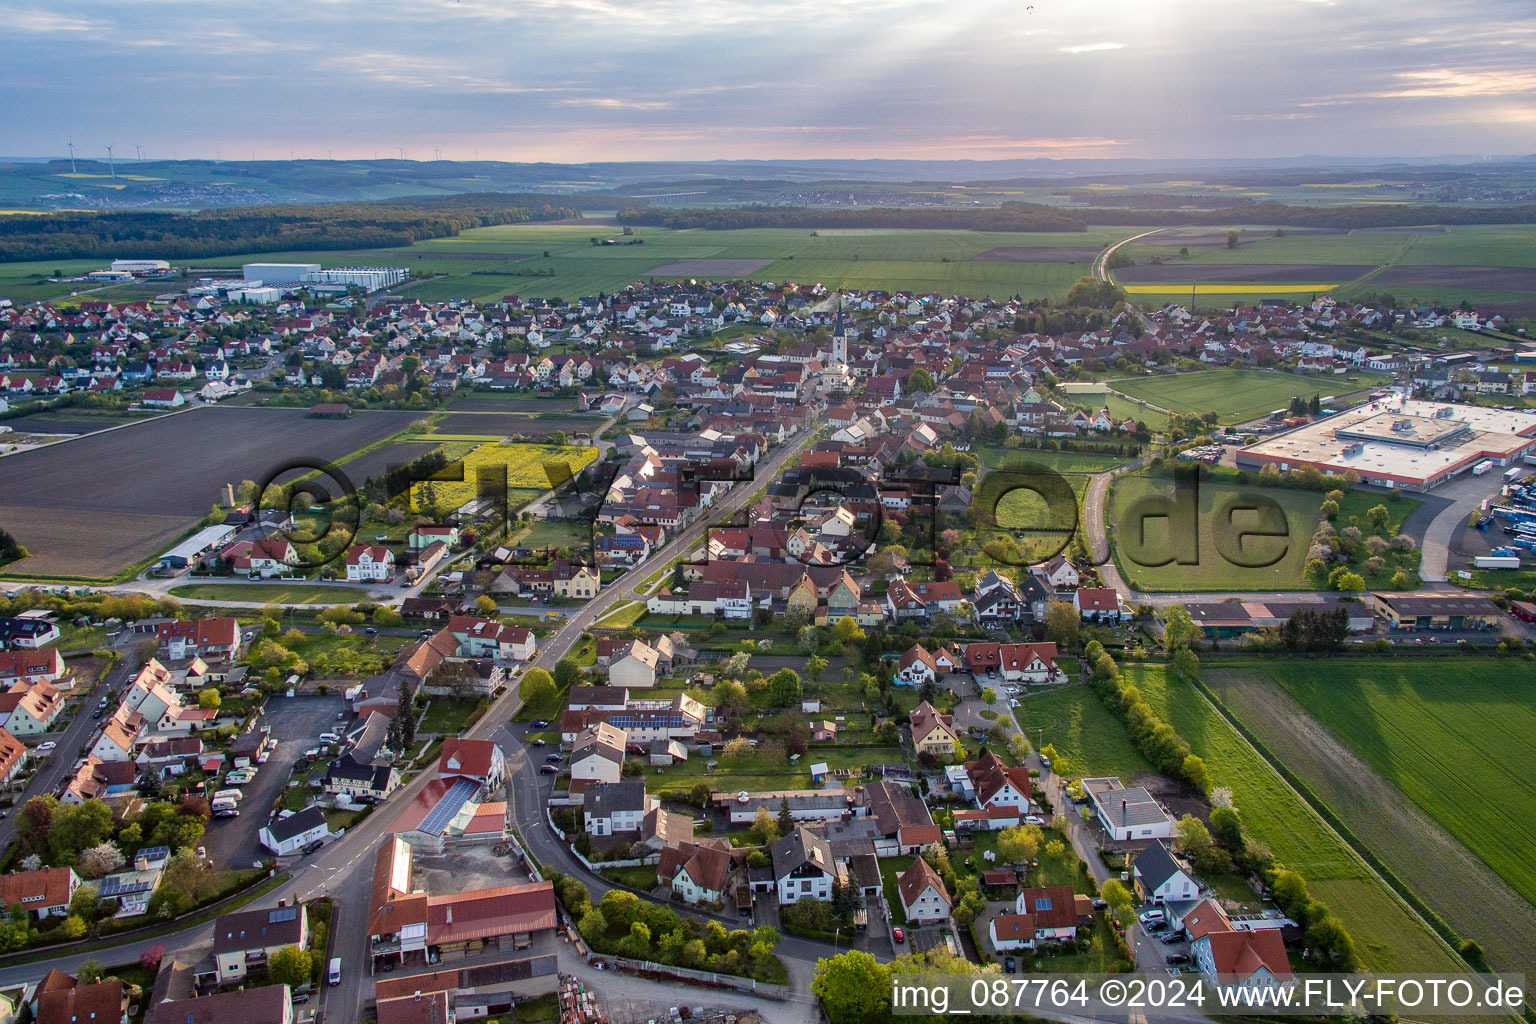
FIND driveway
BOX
[200,692,348,869]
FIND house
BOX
[212,903,309,981]
[1186,899,1295,996]
[446,616,535,663]
[0,680,64,736]
[583,780,653,837]
[439,737,506,792]
[895,644,938,687]
[989,885,1080,950]
[570,722,626,784]
[35,978,129,1024]
[0,729,25,787]
[345,544,396,582]
[965,751,1034,816]
[907,700,961,758]
[962,642,1065,684]
[1041,553,1080,589]
[325,755,400,802]
[771,827,839,905]
[0,616,60,649]
[258,805,332,856]
[607,639,660,689]
[155,618,242,662]
[1082,777,1176,842]
[1132,840,1200,904]
[1074,587,1126,623]
[145,985,293,1024]
[658,839,734,905]
[0,865,79,920]
[0,648,65,686]
[897,857,952,925]
[140,388,185,408]
[863,777,942,854]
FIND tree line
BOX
[0,194,577,262]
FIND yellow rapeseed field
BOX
[411,441,597,509]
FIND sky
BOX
[3,0,1534,163]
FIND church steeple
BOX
[831,296,848,365]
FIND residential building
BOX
[908,700,961,758]
[569,722,626,784]
[1132,840,1200,904]
[212,903,309,982]
[35,978,129,1024]
[155,618,242,662]
[897,857,952,925]
[146,985,293,1024]
[771,827,839,905]
[658,840,734,905]
[1082,777,1176,842]
[0,648,65,686]
[258,805,332,856]
[607,639,661,689]
[583,781,653,837]
[346,544,396,582]
[0,866,79,920]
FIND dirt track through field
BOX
[1205,668,1536,976]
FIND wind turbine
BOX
[105,143,115,178]
[67,140,76,174]
[135,144,142,164]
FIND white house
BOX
[583,781,654,836]
[1082,777,1176,842]
[897,857,952,925]
[570,722,626,784]
[345,544,395,582]
[258,805,332,856]
[1132,840,1199,904]
[771,827,838,905]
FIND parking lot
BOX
[200,692,349,868]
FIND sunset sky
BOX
[5,0,1534,163]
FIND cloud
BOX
[1369,68,1536,99]
[1057,42,1124,54]
[556,97,674,111]
[2,7,103,33]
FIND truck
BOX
[1507,465,1527,483]
[1474,460,1493,476]
[1474,555,1522,569]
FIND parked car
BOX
[1092,899,1108,911]
[530,738,546,747]
[1147,920,1168,932]
[538,765,559,775]
[35,741,56,753]
[1160,931,1184,944]
[893,927,905,944]
[1167,953,1191,965]
[302,839,324,855]
[545,753,563,763]
[529,720,549,728]
[91,709,102,719]
[364,627,378,635]
[1003,956,1016,973]
[1138,909,1167,924]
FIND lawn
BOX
[169,583,369,604]
[1110,369,1381,424]
[1107,470,1322,591]
[506,518,593,551]
[600,863,660,890]
[1022,668,1461,974]
[418,697,486,736]
[644,745,902,794]
[1058,383,1170,429]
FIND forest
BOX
[0,194,577,261]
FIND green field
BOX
[1059,383,1170,429]
[1234,660,1536,908]
[1110,369,1381,425]
[174,224,1146,304]
[168,583,369,604]
[1022,668,1462,973]
[1108,470,1321,592]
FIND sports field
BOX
[1109,369,1380,424]
[1206,660,1536,975]
[1108,469,1321,591]
[1058,383,1169,428]
[1016,666,1463,973]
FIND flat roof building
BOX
[1237,398,1536,491]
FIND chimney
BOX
[445,905,453,925]
[226,482,235,506]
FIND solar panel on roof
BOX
[418,778,479,836]
[269,906,298,923]
[1036,897,1053,910]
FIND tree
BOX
[1045,601,1079,648]
[980,688,996,705]
[777,797,795,837]
[139,944,165,973]
[722,736,752,761]
[76,842,125,880]
[1367,504,1391,531]
[135,769,163,800]
[1226,229,1241,249]
[753,806,780,843]
[269,944,313,988]
[1099,878,1135,924]
[48,800,113,866]
[553,657,582,689]
[519,667,556,709]
[395,682,417,747]
[76,959,103,984]
[996,824,1042,866]
[473,595,498,616]
[908,368,936,393]
[1174,814,1213,858]
[1170,647,1200,684]
[600,889,641,931]
[68,884,100,923]
[197,688,221,710]
[1332,571,1366,593]
[1161,604,1198,651]
[831,616,865,646]
[709,679,750,718]
[805,655,827,683]
[811,951,892,1024]
[1209,806,1243,849]
[766,668,801,707]
[1181,753,1211,796]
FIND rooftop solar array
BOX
[419,778,479,836]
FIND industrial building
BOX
[301,266,408,291]
[1237,397,1536,491]
[109,259,170,274]
[241,262,321,285]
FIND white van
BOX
[328,957,342,986]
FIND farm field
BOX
[1107,470,1321,591]
[1113,665,1461,974]
[1205,660,1536,976]
[1109,369,1381,424]
[410,441,597,509]
[432,411,605,438]
[0,406,418,579]
[182,224,1148,304]
[168,582,369,604]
